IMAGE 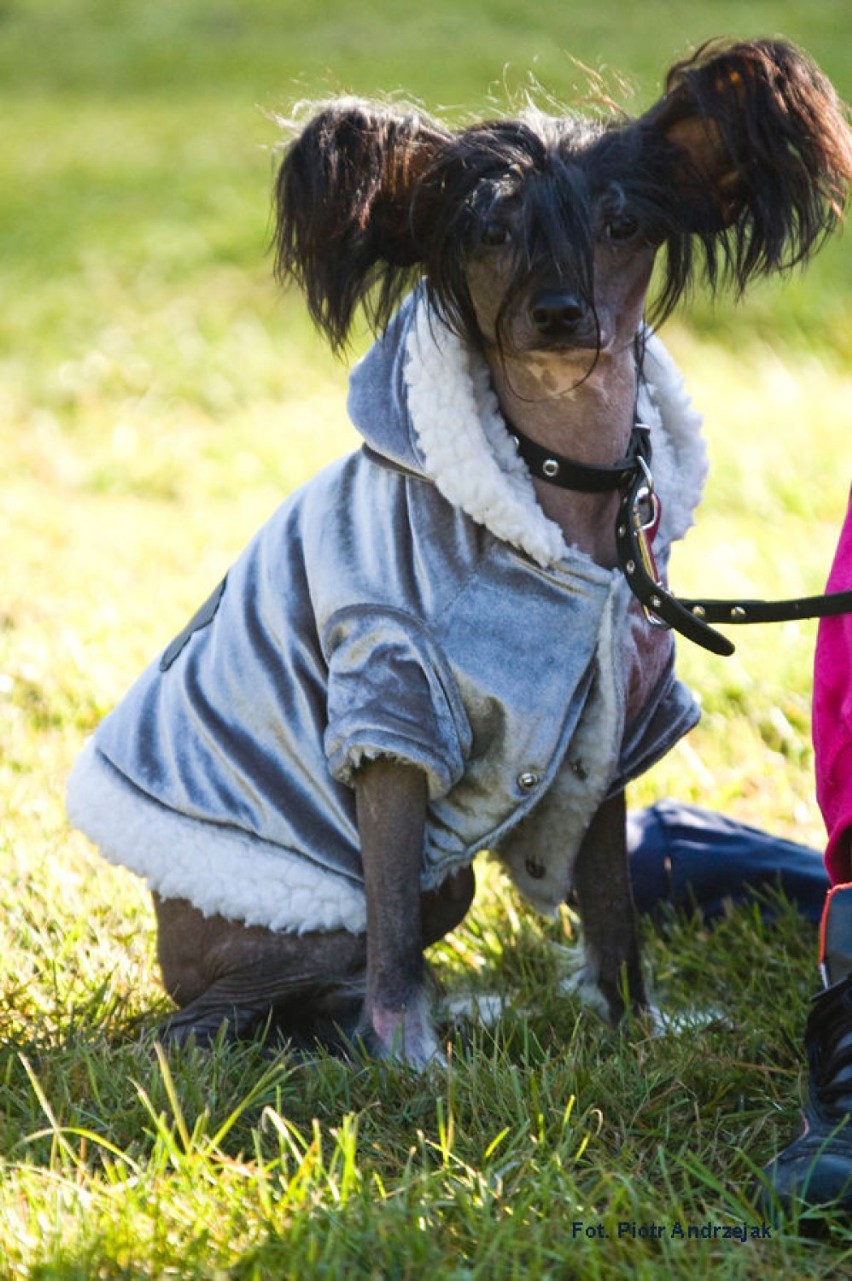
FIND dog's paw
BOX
[554,944,615,1019]
[365,994,446,1072]
[559,963,613,1021]
[554,945,654,1029]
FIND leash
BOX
[510,420,852,657]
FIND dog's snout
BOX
[530,291,586,335]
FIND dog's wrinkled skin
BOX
[156,762,475,1065]
[154,41,851,1067]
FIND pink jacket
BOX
[815,487,852,885]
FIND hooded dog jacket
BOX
[66,290,706,934]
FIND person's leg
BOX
[627,799,829,923]
[759,883,852,1213]
[758,495,852,1215]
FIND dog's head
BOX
[274,40,852,364]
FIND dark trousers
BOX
[627,800,829,924]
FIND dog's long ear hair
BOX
[274,101,450,351]
[641,39,852,319]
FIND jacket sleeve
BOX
[814,486,852,885]
[322,606,470,800]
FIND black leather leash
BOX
[510,419,852,657]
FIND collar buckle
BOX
[629,461,668,629]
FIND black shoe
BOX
[760,885,852,1215]
[761,974,852,1212]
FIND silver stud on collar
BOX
[542,458,560,479]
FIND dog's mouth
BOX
[528,328,607,354]
[520,318,623,360]
[476,288,636,367]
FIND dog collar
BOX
[509,420,651,493]
[512,416,852,657]
[614,441,852,657]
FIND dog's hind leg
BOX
[571,789,648,1024]
[153,893,368,1050]
[151,858,474,1054]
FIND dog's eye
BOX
[481,220,510,247]
[603,214,639,243]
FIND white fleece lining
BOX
[405,303,706,567]
[636,336,707,547]
[67,740,368,934]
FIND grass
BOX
[4,0,852,1274]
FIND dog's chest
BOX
[623,599,675,725]
[494,582,676,914]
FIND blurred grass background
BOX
[3,3,852,1272]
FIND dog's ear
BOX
[273,100,450,351]
[642,39,852,288]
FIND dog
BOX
[67,39,851,1068]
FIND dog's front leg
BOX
[572,789,648,1024]
[355,756,440,1069]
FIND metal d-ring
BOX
[630,457,668,628]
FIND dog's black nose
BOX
[530,291,586,334]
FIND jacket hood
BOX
[346,287,707,568]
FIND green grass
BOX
[4,0,852,1275]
